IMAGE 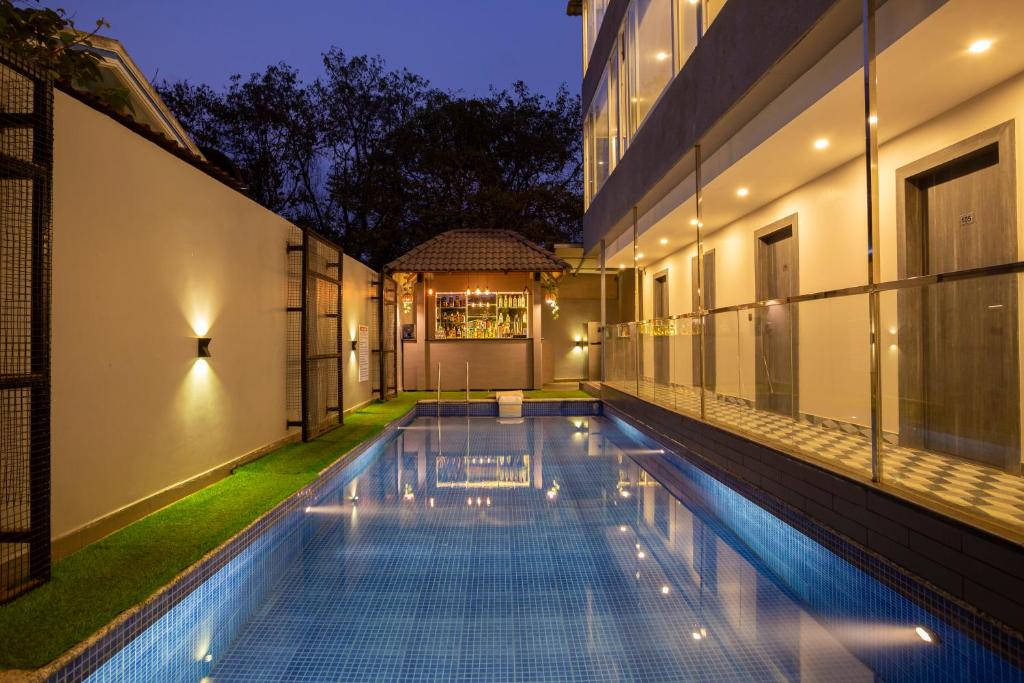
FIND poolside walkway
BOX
[605,379,1024,536]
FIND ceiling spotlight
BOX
[619,525,628,532]
[619,264,626,269]
[689,218,699,226]
[655,51,670,62]
[659,238,668,245]
[661,585,670,595]
[813,138,830,150]
[635,253,644,260]
[868,114,878,125]
[736,187,749,198]
[968,39,993,54]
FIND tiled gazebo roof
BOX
[385,229,569,274]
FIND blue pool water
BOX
[84,416,1024,682]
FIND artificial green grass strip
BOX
[0,389,590,670]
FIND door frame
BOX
[652,269,670,385]
[691,249,716,391]
[754,214,800,417]
[895,121,1019,468]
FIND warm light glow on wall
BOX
[968,39,993,54]
[813,138,830,150]
[736,187,750,198]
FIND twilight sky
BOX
[57,0,582,97]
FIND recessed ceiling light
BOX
[619,264,626,269]
[868,115,878,125]
[655,51,670,62]
[689,218,699,226]
[659,238,668,245]
[636,253,644,260]
[968,39,993,54]
[814,138,830,150]
[736,187,750,198]
[661,585,670,594]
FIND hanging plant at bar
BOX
[540,272,561,319]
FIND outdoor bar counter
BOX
[386,229,569,391]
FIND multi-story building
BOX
[570,0,1024,630]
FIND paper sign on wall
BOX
[358,324,370,382]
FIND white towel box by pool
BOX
[496,391,524,418]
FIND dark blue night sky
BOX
[57,0,581,97]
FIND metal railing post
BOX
[863,0,884,483]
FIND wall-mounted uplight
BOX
[197,337,212,358]
[351,340,358,351]
[574,339,587,349]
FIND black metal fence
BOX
[0,51,53,601]
[286,228,344,441]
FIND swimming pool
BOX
[75,414,1023,682]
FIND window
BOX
[630,0,674,132]
[583,0,609,71]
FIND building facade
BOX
[571,0,1024,624]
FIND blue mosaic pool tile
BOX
[50,411,1024,682]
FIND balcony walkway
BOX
[604,379,1024,537]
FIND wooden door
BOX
[653,273,670,385]
[692,251,716,391]
[897,124,1019,470]
[755,220,798,417]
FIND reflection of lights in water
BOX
[486,497,491,507]
[429,498,435,508]
[637,551,646,559]
[619,525,627,532]
[467,497,473,506]
[692,631,703,641]
[303,505,347,514]
[403,484,415,501]
[661,586,670,595]
[619,490,631,499]
[204,653,213,663]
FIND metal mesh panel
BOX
[285,227,303,427]
[287,229,343,441]
[0,53,52,601]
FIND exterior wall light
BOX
[197,337,212,358]
[351,340,358,351]
[574,340,587,348]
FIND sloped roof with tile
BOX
[385,229,569,274]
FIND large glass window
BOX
[676,0,701,68]
[583,0,608,71]
[630,0,674,131]
[592,68,612,194]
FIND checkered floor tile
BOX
[606,380,1024,532]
